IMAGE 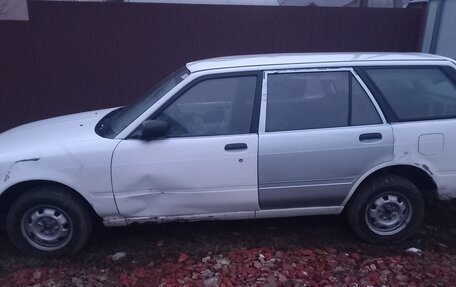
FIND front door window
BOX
[155,76,257,137]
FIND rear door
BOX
[258,68,394,209]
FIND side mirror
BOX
[140,120,169,141]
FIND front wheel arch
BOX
[6,185,94,257]
[0,180,101,226]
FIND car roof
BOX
[186,52,450,72]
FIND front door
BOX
[258,69,394,209]
[111,74,261,218]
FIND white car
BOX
[2,52,456,257]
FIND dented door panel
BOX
[111,134,259,217]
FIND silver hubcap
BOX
[365,193,412,235]
[21,205,72,251]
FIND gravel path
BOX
[0,200,455,286]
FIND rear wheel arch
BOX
[346,174,425,243]
[345,164,438,209]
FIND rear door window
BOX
[351,76,383,125]
[265,71,381,132]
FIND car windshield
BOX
[96,67,190,138]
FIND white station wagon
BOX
[2,53,456,257]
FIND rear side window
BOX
[364,67,456,121]
[266,71,381,132]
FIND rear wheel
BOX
[346,175,424,244]
[6,185,93,257]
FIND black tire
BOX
[6,185,93,257]
[346,175,424,244]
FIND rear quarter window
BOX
[362,66,456,121]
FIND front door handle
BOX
[225,143,248,151]
[359,133,382,142]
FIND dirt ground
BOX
[0,200,456,286]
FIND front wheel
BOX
[346,175,424,244]
[6,186,93,257]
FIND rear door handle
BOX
[225,143,248,151]
[359,133,382,142]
